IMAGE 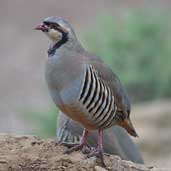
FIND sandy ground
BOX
[0,134,161,171]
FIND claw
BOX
[81,144,92,154]
[64,144,84,154]
[64,129,89,154]
[87,148,106,167]
[64,142,92,154]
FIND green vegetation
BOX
[82,11,171,101]
[21,107,57,138]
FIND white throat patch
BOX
[45,29,62,42]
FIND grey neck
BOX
[48,37,84,57]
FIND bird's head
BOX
[35,16,77,44]
[115,110,138,137]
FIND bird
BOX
[35,16,138,166]
[57,111,144,164]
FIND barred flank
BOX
[79,65,117,128]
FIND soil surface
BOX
[0,134,162,171]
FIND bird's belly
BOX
[61,103,116,131]
[62,106,98,130]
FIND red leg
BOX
[64,128,89,154]
[80,128,88,144]
[87,129,106,167]
[98,129,103,152]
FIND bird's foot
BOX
[64,143,91,154]
[87,148,106,167]
[81,143,92,154]
[64,129,90,154]
[64,143,83,154]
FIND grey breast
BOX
[45,53,85,109]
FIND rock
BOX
[0,134,163,171]
[95,166,108,171]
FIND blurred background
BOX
[0,0,171,168]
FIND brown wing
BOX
[83,51,131,116]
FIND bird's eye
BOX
[43,22,50,27]
[43,22,60,30]
[49,24,58,29]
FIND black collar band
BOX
[48,30,68,56]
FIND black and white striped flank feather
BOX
[78,65,117,129]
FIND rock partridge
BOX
[35,16,138,166]
[57,111,144,164]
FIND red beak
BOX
[35,23,48,32]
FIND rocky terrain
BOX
[0,134,163,171]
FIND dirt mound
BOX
[0,134,161,171]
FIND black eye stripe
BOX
[43,22,60,28]
[43,21,50,26]
[43,21,69,35]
